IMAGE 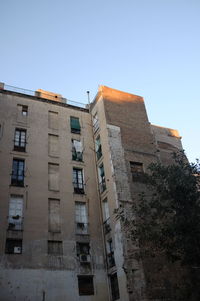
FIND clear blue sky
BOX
[0,0,199,162]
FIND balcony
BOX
[8,216,23,231]
[76,222,89,235]
[73,183,85,194]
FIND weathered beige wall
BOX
[151,124,183,164]
[0,90,109,301]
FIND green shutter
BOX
[70,117,80,131]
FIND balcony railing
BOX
[8,216,23,231]
[76,222,89,235]
[93,120,99,133]
[2,84,87,109]
[73,182,85,194]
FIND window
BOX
[78,276,94,295]
[95,136,102,160]
[92,113,99,132]
[0,124,2,139]
[73,168,84,194]
[48,134,59,156]
[76,242,90,255]
[22,106,28,116]
[102,198,111,234]
[76,242,90,263]
[14,128,26,152]
[48,111,58,130]
[48,241,63,255]
[5,239,22,254]
[17,105,28,123]
[8,195,23,230]
[98,163,106,193]
[72,139,83,161]
[48,199,61,233]
[102,198,110,221]
[110,273,120,301]
[48,163,59,191]
[130,161,144,182]
[11,159,25,186]
[106,239,115,268]
[75,202,88,234]
[70,117,81,134]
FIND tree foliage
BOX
[119,151,200,266]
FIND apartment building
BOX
[0,83,183,301]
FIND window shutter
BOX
[70,117,80,130]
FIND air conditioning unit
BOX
[14,246,21,254]
[79,254,90,263]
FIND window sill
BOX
[13,148,26,153]
[48,154,60,158]
[10,184,25,188]
[10,151,28,157]
[71,130,81,134]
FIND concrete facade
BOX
[0,84,183,301]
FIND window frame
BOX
[21,105,28,116]
[72,139,83,162]
[5,239,22,254]
[73,168,84,194]
[14,128,27,152]
[75,202,88,235]
[11,158,25,187]
[78,275,94,296]
[98,163,106,193]
[48,240,63,256]
[8,195,23,231]
[95,135,102,160]
[92,112,99,133]
[130,161,144,182]
[110,273,120,301]
[70,116,81,134]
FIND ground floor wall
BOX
[0,269,109,301]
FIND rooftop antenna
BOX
[87,91,90,104]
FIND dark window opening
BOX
[95,136,102,160]
[76,222,89,235]
[11,159,25,186]
[78,276,94,295]
[73,168,84,194]
[110,273,120,301]
[76,242,90,256]
[22,106,28,116]
[48,240,63,255]
[107,239,115,268]
[5,239,22,254]
[103,219,111,234]
[77,242,91,263]
[130,161,144,182]
[14,129,26,152]
[98,164,106,193]
[70,117,81,134]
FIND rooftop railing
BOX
[1,83,87,109]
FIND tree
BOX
[118,151,200,299]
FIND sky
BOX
[0,0,199,162]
